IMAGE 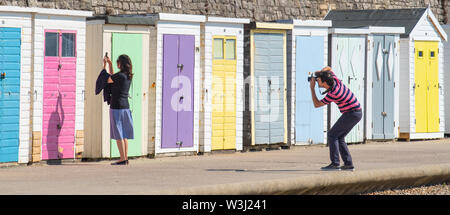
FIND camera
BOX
[307,73,316,82]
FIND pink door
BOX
[42,30,77,160]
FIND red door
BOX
[42,30,77,160]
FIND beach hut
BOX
[326,27,368,143]
[0,6,32,163]
[442,25,450,135]
[84,15,152,159]
[325,8,447,140]
[36,8,92,161]
[0,6,91,164]
[243,22,293,148]
[283,20,332,145]
[200,17,250,152]
[152,13,205,156]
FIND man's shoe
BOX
[340,165,355,171]
[321,164,341,171]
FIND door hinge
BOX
[394,82,395,88]
[394,121,395,127]
[371,122,373,128]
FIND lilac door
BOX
[161,34,195,148]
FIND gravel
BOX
[362,183,450,195]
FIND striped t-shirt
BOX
[320,70,361,113]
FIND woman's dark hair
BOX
[117,54,133,80]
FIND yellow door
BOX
[415,41,427,133]
[212,36,237,150]
[427,42,439,132]
[414,41,439,133]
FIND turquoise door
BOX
[295,35,325,144]
[372,35,395,139]
[0,27,21,163]
[253,32,285,144]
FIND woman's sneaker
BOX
[340,165,355,171]
[320,163,341,171]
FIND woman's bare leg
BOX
[116,139,125,161]
[123,139,129,161]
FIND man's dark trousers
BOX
[328,110,362,166]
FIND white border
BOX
[154,20,201,154]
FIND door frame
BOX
[294,35,326,144]
[250,29,287,145]
[42,29,77,160]
[0,27,22,163]
[156,31,199,154]
[211,35,237,150]
[413,40,440,133]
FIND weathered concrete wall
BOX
[0,0,448,24]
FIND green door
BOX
[110,33,143,157]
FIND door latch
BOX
[58,64,62,71]
[176,141,183,147]
[177,64,184,70]
[0,72,5,79]
[381,112,387,117]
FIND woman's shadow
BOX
[46,91,64,165]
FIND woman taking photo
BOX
[104,54,134,165]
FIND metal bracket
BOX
[176,141,183,147]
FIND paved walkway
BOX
[1,139,450,194]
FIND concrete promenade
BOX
[1,139,450,194]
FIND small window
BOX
[418,51,423,58]
[430,51,435,58]
[213,38,224,59]
[225,39,236,60]
[62,33,76,57]
[45,32,59,57]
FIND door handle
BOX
[176,141,183,147]
[381,112,387,117]
[348,76,353,84]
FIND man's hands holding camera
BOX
[310,76,316,90]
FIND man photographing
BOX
[309,66,362,171]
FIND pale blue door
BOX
[372,35,395,139]
[372,35,384,139]
[0,27,21,163]
[383,35,395,139]
[295,36,324,144]
[253,33,285,144]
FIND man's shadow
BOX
[46,91,64,165]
